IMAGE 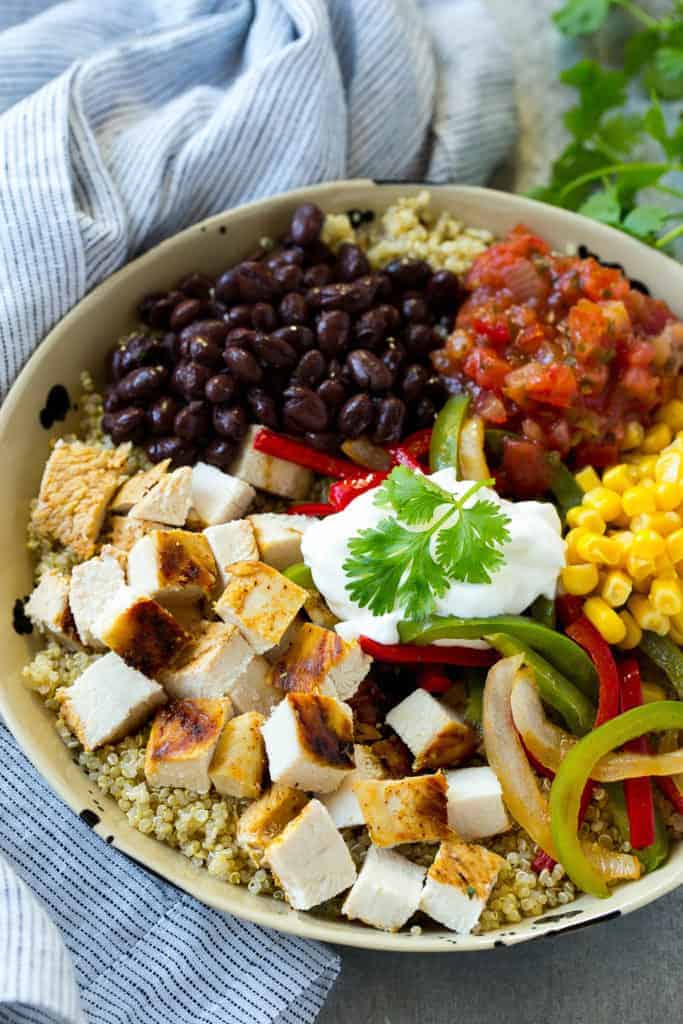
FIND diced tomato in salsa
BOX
[433,225,683,458]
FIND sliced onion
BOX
[458,415,490,481]
[511,672,683,782]
[340,438,391,472]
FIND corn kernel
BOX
[642,423,673,454]
[654,481,683,511]
[583,487,622,522]
[622,486,657,517]
[566,506,606,533]
[666,528,683,564]
[656,399,683,432]
[602,464,636,493]
[599,570,632,608]
[621,421,645,450]
[575,466,601,493]
[564,527,591,561]
[628,595,670,636]
[583,597,627,644]
[630,511,682,536]
[575,533,621,566]
[641,681,667,702]
[631,528,666,560]
[561,563,599,596]
[609,530,634,567]
[654,555,676,577]
[655,451,683,484]
[617,610,642,650]
[650,577,683,616]
[626,552,656,584]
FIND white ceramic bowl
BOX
[1,181,681,952]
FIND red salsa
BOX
[433,225,683,465]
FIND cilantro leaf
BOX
[374,465,450,525]
[553,0,611,38]
[435,499,510,585]
[648,46,683,99]
[597,113,644,154]
[622,205,671,240]
[561,61,627,141]
[578,186,622,225]
[625,28,661,77]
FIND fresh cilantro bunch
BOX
[343,467,511,623]
[533,0,683,248]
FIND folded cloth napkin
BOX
[0,1,515,1022]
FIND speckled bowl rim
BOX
[1,180,681,952]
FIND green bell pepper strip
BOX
[429,394,470,475]
[605,782,669,875]
[464,679,485,726]
[529,595,556,630]
[639,631,683,698]
[399,614,597,699]
[282,562,316,590]
[484,632,596,736]
[550,701,683,898]
[484,428,583,517]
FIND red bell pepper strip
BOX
[389,447,424,471]
[253,428,363,478]
[620,658,656,849]
[418,666,452,694]
[286,502,335,516]
[328,471,387,510]
[656,775,683,815]
[388,428,432,465]
[359,636,496,666]
[556,594,584,628]
[566,616,619,727]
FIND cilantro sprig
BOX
[535,1,683,249]
[343,468,511,622]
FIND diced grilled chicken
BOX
[158,621,253,700]
[236,782,309,857]
[320,743,388,828]
[227,654,282,716]
[385,689,477,771]
[129,466,192,526]
[32,440,130,559]
[96,588,189,677]
[369,735,413,779]
[445,766,511,841]
[203,519,258,588]
[24,570,79,647]
[247,513,313,571]
[191,462,255,526]
[214,560,307,654]
[264,799,357,910]
[419,840,505,934]
[352,773,451,847]
[347,677,389,743]
[230,425,312,499]
[57,652,166,751]
[128,529,217,603]
[269,622,371,701]
[144,698,227,793]
[109,460,170,514]
[209,711,266,799]
[261,693,355,793]
[69,550,126,648]
[108,515,168,556]
[342,846,426,932]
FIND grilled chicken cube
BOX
[264,799,356,910]
[108,515,168,556]
[270,623,371,701]
[236,782,309,857]
[144,698,227,793]
[342,846,426,932]
[320,743,388,828]
[158,621,252,700]
[96,588,189,676]
[445,766,511,841]
[24,570,79,646]
[31,440,129,559]
[209,711,266,799]
[247,513,313,571]
[227,655,282,715]
[69,550,126,648]
[109,460,170,514]
[262,693,354,793]
[214,560,306,654]
[191,462,255,526]
[57,652,166,751]
[129,466,192,526]
[128,529,217,603]
[385,689,477,771]
[353,774,451,848]
[419,840,505,934]
[230,425,312,499]
[369,736,413,779]
[203,519,258,588]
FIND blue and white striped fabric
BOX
[0,2,515,1021]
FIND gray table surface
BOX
[320,3,682,1020]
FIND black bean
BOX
[401,293,429,324]
[179,319,229,347]
[414,396,437,427]
[246,388,279,429]
[252,333,298,369]
[282,386,329,433]
[382,342,407,374]
[426,269,461,310]
[177,271,214,300]
[148,395,179,435]
[279,292,309,326]
[401,363,429,402]
[145,436,186,464]
[374,272,393,302]
[336,243,370,282]
[103,389,125,412]
[272,324,315,353]
[170,297,204,331]
[269,245,305,267]
[385,258,432,289]
[203,438,236,468]
[290,203,324,245]
[372,397,406,444]
[205,373,238,405]
[110,347,127,382]
[159,332,180,364]
[183,337,223,367]
[225,327,257,350]
[316,310,351,356]
[337,394,375,438]
[223,346,263,384]
[347,349,393,392]
[303,263,334,289]
[117,334,165,377]
[205,300,228,320]
[317,378,346,410]
[307,277,377,315]
[293,349,326,387]
[117,365,168,403]
[251,302,278,332]
[174,400,211,441]
[404,323,440,354]
[215,269,240,304]
[304,240,335,265]
[225,304,253,328]
[104,406,147,444]
[236,262,280,303]
[304,432,338,452]
[213,403,248,441]
[355,305,399,349]
[272,263,304,292]
[138,291,183,328]
[172,360,212,400]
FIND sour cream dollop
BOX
[301,468,566,645]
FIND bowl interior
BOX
[1,180,681,952]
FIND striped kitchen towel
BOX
[0,2,515,1022]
